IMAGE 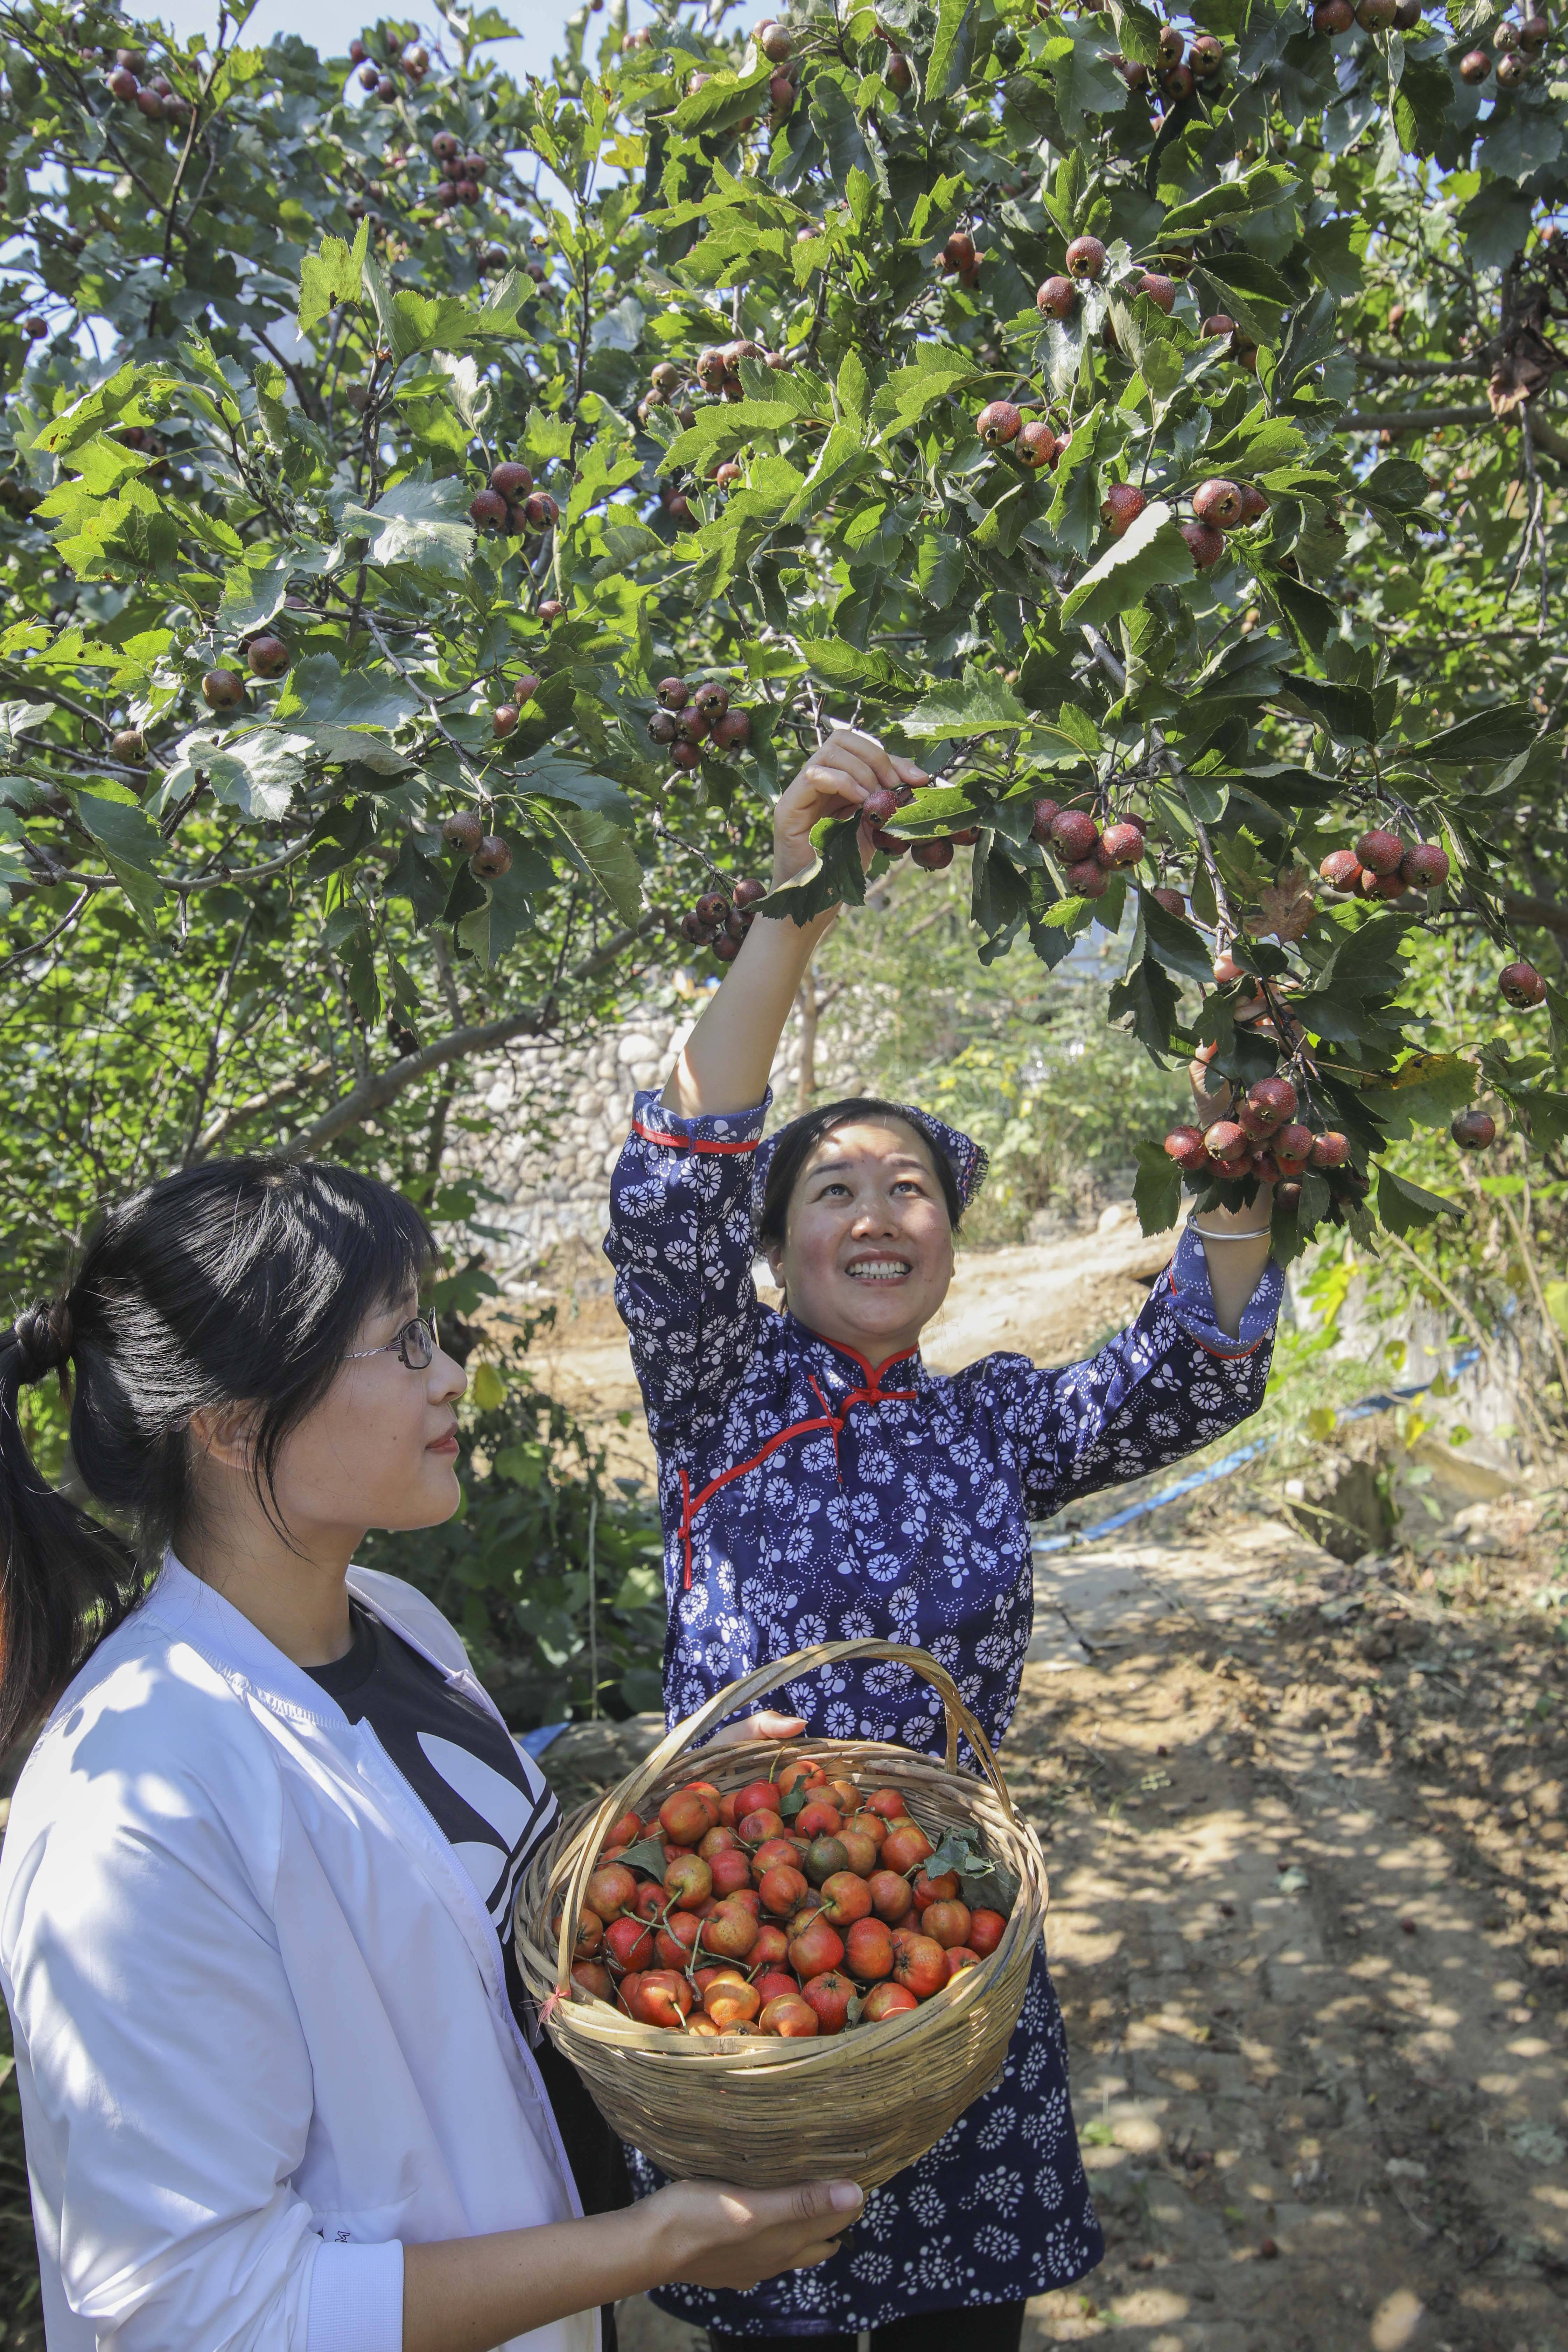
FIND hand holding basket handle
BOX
[516,1639,1049,2195]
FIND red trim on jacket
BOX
[632,1116,760,1156]
[678,1366,917,1588]
[1165,1263,1265,1358]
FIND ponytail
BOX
[0,1157,432,1754]
[0,1301,134,1754]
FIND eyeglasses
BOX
[346,1314,440,1371]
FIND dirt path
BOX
[585,1493,1567,2352]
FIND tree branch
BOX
[197,913,662,1158]
[1500,890,1568,941]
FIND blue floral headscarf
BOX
[752,1100,989,1226]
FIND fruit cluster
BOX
[1106,19,1229,105]
[428,131,490,211]
[1163,1071,1351,1210]
[677,876,766,962]
[1316,826,1450,902]
[441,810,512,878]
[349,23,428,101]
[1026,798,1149,898]
[468,459,559,537]
[647,676,754,771]
[564,1761,1011,2038]
[101,45,192,125]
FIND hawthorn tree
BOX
[2,0,1568,1304]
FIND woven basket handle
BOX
[553,1637,1014,1993]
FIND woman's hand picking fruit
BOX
[707,1708,808,1748]
[772,727,927,887]
[652,2176,864,2289]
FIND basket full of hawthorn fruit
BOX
[513,1638,1049,2190]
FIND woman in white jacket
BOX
[0,1157,860,2352]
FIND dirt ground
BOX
[527,1226,1568,2352]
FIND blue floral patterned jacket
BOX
[605,1087,1284,1752]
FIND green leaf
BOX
[159,727,309,821]
[297,220,369,336]
[1376,1166,1463,1236]
[1360,1053,1476,1140]
[218,550,295,638]
[74,789,165,936]
[795,639,919,698]
[340,480,476,578]
[539,804,643,924]
[1273,290,1339,404]
[1279,671,1378,745]
[1401,705,1538,763]
[1158,162,1300,243]
[1060,502,1194,630]
[617,1834,671,1879]
[1361,458,1431,516]
[927,0,974,98]
[752,809,866,924]
[901,667,1029,737]
[1046,402,1126,560]
[671,55,772,133]
[871,348,982,441]
[1138,886,1215,986]
[781,421,877,524]
[1133,1138,1182,1238]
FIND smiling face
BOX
[765,1119,956,1366]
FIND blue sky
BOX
[154,0,589,80]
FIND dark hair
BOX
[758,1098,964,1248]
[0,1157,432,1751]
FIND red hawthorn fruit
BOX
[692,681,730,721]
[1248,1074,1298,1125]
[1190,33,1224,73]
[977,401,1023,447]
[442,811,483,856]
[1500,959,1547,1008]
[1051,808,1100,861]
[1164,1125,1208,1169]
[1156,21,1185,65]
[469,487,507,529]
[201,667,246,710]
[1200,313,1238,342]
[1139,272,1176,314]
[1460,48,1491,79]
[524,492,559,529]
[942,231,976,274]
[1273,1124,1315,1176]
[1016,420,1058,469]
[713,709,751,749]
[1101,483,1147,536]
[492,704,518,738]
[1319,848,1362,890]
[1355,827,1405,876]
[1521,10,1549,45]
[870,827,909,857]
[1357,0,1398,22]
[1313,0,1354,25]
[1181,519,1226,569]
[1063,858,1108,898]
[648,711,678,745]
[1098,821,1146,868]
[966,1907,1006,1958]
[911,839,955,870]
[1451,1107,1497,1148]
[1204,1120,1248,1162]
[246,634,290,679]
[1400,842,1450,887]
[1151,886,1187,917]
[714,461,743,489]
[1029,798,1060,844]
[1308,1131,1350,1170]
[1192,477,1245,529]
[886,50,913,91]
[537,597,564,624]
[108,64,139,97]
[671,741,701,770]
[471,836,511,879]
[1237,484,1270,524]
[1064,234,1107,280]
[695,890,731,927]
[111,728,145,763]
[376,75,398,100]
[1162,62,1197,98]
[1036,274,1077,319]
[656,677,690,711]
[490,460,533,500]
[768,68,796,107]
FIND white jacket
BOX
[0,1556,596,2352]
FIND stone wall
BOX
[458,981,863,1282]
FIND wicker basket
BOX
[514,1638,1049,2190]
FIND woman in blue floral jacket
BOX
[604,729,1283,2349]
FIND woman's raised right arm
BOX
[662,727,927,1119]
